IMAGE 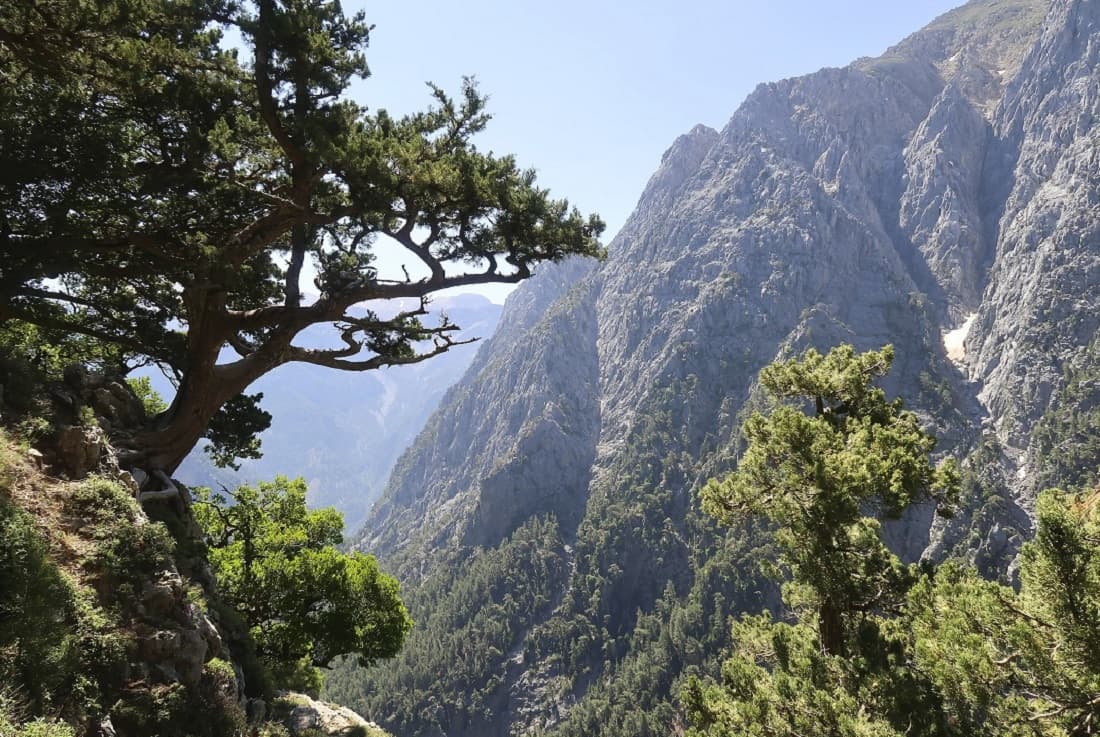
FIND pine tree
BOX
[687,345,959,737]
[0,0,604,472]
[910,488,1100,736]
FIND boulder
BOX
[91,381,145,429]
[56,424,106,478]
[140,571,183,619]
[274,692,390,737]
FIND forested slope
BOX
[328,1,1100,734]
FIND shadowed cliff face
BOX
[331,1,1100,734]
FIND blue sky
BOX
[344,1,964,301]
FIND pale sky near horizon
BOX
[343,1,964,302]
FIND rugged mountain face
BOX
[175,294,502,530]
[328,1,1100,734]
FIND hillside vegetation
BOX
[6,0,1100,735]
[335,0,1100,734]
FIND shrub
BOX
[0,498,80,713]
[125,377,167,418]
[111,681,245,737]
[63,479,175,605]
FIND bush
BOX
[125,377,167,417]
[63,479,175,605]
[0,717,76,737]
[0,498,80,713]
[111,680,245,737]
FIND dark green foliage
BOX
[0,317,128,388]
[195,477,411,686]
[0,497,80,714]
[538,533,777,737]
[203,392,272,470]
[2,0,604,472]
[268,656,325,699]
[63,478,176,605]
[687,345,959,737]
[110,676,246,737]
[700,345,958,656]
[940,434,1027,575]
[207,595,275,700]
[330,362,772,737]
[0,478,155,729]
[0,457,253,735]
[0,464,130,723]
[910,489,1100,736]
[687,345,1100,737]
[0,321,125,432]
[1032,338,1100,493]
[324,516,569,737]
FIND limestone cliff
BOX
[331,1,1100,735]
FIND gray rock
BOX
[97,716,117,737]
[139,630,182,662]
[174,628,208,685]
[347,1,1100,735]
[140,572,182,619]
[90,381,145,429]
[247,697,268,723]
[56,424,106,479]
[25,447,44,468]
[274,692,386,737]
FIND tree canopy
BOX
[910,489,1100,735]
[688,345,1100,737]
[688,345,960,736]
[700,344,959,656]
[0,0,604,472]
[194,476,411,686]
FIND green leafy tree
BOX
[194,476,411,682]
[0,0,604,472]
[687,345,959,737]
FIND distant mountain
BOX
[175,293,502,530]
[324,0,1100,734]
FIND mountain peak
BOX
[863,0,1051,114]
[335,1,1100,734]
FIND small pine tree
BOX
[687,345,959,737]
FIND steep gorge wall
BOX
[333,1,1100,734]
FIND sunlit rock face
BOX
[333,2,1100,735]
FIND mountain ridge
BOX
[174,293,503,531]
[329,1,1100,734]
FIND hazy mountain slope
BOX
[326,1,1100,734]
[175,294,502,530]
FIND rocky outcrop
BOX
[272,692,390,737]
[34,367,150,480]
[899,82,990,312]
[969,0,1100,459]
[56,423,108,478]
[0,431,246,736]
[341,1,1100,735]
